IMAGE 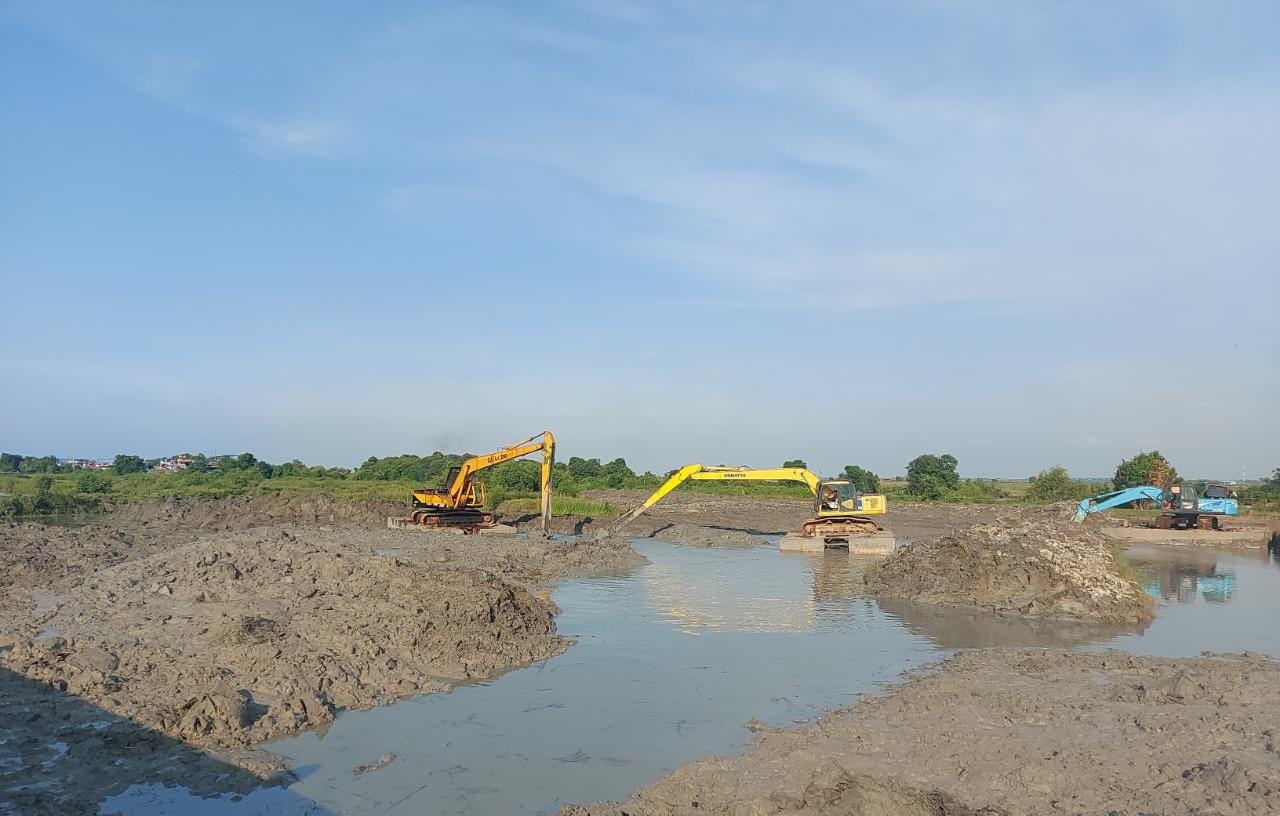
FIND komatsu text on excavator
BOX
[604,465,887,545]
[406,430,555,533]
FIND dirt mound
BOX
[863,516,1153,623]
[1,530,565,748]
[564,650,1280,816]
[113,492,404,532]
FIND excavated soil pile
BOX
[864,516,1153,623]
[564,649,1280,816]
[112,491,405,532]
[0,530,565,748]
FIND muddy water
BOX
[99,539,1280,816]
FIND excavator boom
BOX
[609,465,820,532]
[605,464,883,544]
[409,430,555,532]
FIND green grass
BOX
[1110,545,1143,586]
[0,471,423,518]
[0,470,625,519]
[496,495,618,518]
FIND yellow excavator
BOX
[407,430,555,533]
[604,465,887,544]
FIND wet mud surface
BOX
[565,649,1280,816]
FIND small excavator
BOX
[1073,483,1238,530]
[406,430,555,533]
[603,465,887,545]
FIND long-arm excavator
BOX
[604,465,887,545]
[1073,482,1237,529]
[407,430,555,533]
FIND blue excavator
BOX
[1073,483,1238,529]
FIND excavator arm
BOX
[607,465,822,535]
[1072,485,1165,523]
[414,430,556,531]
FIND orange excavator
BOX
[406,430,555,533]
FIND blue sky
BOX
[2,1,1277,479]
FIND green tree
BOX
[909,473,947,501]
[0,453,23,472]
[31,475,56,514]
[185,453,209,473]
[1113,451,1179,490]
[18,455,60,473]
[905,454,960,497]
[112,454,147,475]
[76,471,112,494]
[1028,466,1094,502]
[840,465,881,494]
[601,457,635,488]
[782,459,808,469]
[567,457,604,481]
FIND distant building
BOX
[150,456,191,474]
[60,458,112,470]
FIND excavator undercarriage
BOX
[799,515,883,544]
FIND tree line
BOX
[4,447,1277,512]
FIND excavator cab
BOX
[814,479,886,519]
[412,467,486,510]
[1163,483,1198,513]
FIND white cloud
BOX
[237,118,346,157]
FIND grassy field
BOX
[0,471,619,519]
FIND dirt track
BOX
[563,649,1280,816]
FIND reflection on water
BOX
[1138,549,1238,604]
[638,547,882,634]
[878,597,1149,649]
[103,538,1280,816]
[1093,544,1280,658]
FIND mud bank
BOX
[564,649,1280,816]
[1105,525,1276,549]
[0,663,295,816]
[864,516,1154,623]
[112,491,406,531]
[586,490,1003,541]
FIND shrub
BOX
[906,454,959,497]
[1027,466,1096,502]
